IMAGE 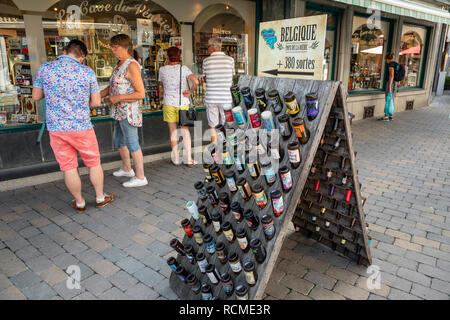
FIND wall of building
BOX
[260,0,441,120]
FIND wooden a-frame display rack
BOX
[168,76,372,300]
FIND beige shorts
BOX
[206,103,227,128]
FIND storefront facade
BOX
[0,0,256,179]
[260,0,450,120]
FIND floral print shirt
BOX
[34,55,99,132]
[109,58,143,127]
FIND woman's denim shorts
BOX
[113,120,141,153]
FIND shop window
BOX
[0,1,39,128]
[45,0,180,115]
[349,16,391,92]
[398,25,428,88]
[305,7,339,80]
[193,4,249,106]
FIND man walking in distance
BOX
[201,37,235,144]
[32,40,114,212]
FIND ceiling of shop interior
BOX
[200,13,245,34]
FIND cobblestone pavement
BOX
[0,94,449,300]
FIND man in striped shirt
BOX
[202,37,235,143]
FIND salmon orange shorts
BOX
[49,128,101,172]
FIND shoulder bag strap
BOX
[179,64,182,106]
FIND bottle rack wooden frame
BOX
[169,76,371,300]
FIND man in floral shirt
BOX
[32,40,114,211]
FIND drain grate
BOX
[406,100,414,110]
[363,106,375,119]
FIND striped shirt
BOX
[202,52,235,104]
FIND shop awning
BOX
[332,0,450,24]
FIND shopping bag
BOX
[384,92,394,116]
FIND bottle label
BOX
[234,155,245,171]
[238,185,246,199]
[264,166,276,184]
[257,98,266,109]
[225,110,234,123]
[217,131,226,144]
[281,171,293,190]
[272,197,284,215]
[269,97,282,113]
[243,95,254,107]
[245,270,256,285]
[222,152,233,165]
[198,259,208,273]
[212,220,221,233]
[248,164,256,177]
[198,189,207,200]
[183,225,193,237]
[306,99,319,117]
[217,251,226,262]
[223,229,234,242]
[194,233,203,245]
[261,116,275,132]
[254,191,267,208]
[207,193,218,205]
[223,281,234,295]
[212,152,221,164]
[262,220,275,237]
[202,292,213,300]
[279,122,291,137]
[207,271,219,284]
[232,210,241,221]
[227,133,237,146]
[168,264,177,272]
[237,237,248,250]
[270,147,281,160]
[201,214,208,226]
[212,172,223,184]
[219,200,229,213]
[205,240,216,254]
[233,110,246,125]
[204,168,212,180]
[226,177,237,192]
[285,99,299,114]
[230,260,242,273]
[186,254,195,264]
[249,112,261,128]
[288,149,300,164]
[294,124,306,138]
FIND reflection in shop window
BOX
[0,1,39,127]
[349,16,391,92]
[399,25,427,88]
[45,0,180,115]
[305,9,338,80]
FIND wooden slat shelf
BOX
[168,77,372,300]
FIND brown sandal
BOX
[72,200,86,212]
[95,193,115,208]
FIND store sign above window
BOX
[56,0,175,35]
[0,17,19,23]
[257,15,327,80]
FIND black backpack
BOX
[393,62,405,82]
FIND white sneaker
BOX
[123,176,148,188]
[113,168,135,178]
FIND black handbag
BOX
[178,65,197,127]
